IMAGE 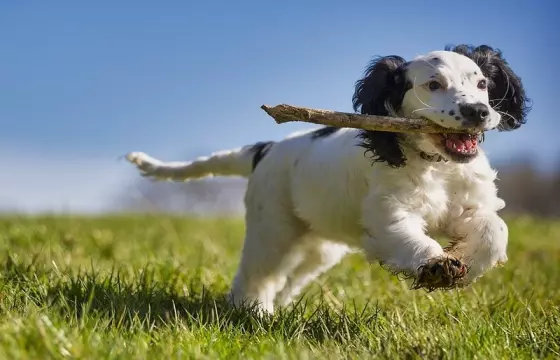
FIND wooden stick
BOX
[261,104,472,134]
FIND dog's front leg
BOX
[361,196,467,290]
[445,208,509,286]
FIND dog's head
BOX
[353,45,531,167]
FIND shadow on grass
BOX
[1,254,381,345]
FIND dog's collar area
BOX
[420,152,447,163]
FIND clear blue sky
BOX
[0,1,555,212]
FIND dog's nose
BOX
[459,103,490,126]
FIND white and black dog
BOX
[127,44,530,314]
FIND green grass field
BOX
[0,215,558,359]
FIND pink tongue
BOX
[446,134,477,152]
[446,137,465,151]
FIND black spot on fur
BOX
[455,116,461,121]
[447,44,531,131]
[352,55,410,168]
[449,110,455,116]
[250,141,274,171]
[311,126,340,140]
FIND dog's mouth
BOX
[442,133,479,155]
[431,133,482,162]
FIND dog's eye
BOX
[428,81,441,91]
[477,79,487,90]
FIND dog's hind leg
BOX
[275,239,350,308]
[228,175,308,314]
[229,223,307,314]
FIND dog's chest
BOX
[408,165,490,228]
[408,171,450,227]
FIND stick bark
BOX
[261,104,472,134]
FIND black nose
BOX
[459,103,490,126]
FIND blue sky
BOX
[0,1,555,212]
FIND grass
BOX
[0,214,558,359]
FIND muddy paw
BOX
[412,256,467,291]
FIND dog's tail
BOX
[125,141,274,182]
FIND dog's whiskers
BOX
[412,75,433,110]
[411,107,434,115]
[496,110,516,124]
[489,67,511,109]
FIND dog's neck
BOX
[419,152,447,163]
[388,109,448,164]
[399,136,448,164]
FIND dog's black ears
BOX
[352,56,409,168]
[447,44,531,131]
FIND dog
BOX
[126,44,530,314]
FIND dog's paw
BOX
[412,255,467,291]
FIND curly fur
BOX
[352,55,409,168]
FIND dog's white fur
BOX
[127,50,510,314]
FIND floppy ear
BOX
[447,44,531,131]
[352,55,409,168]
